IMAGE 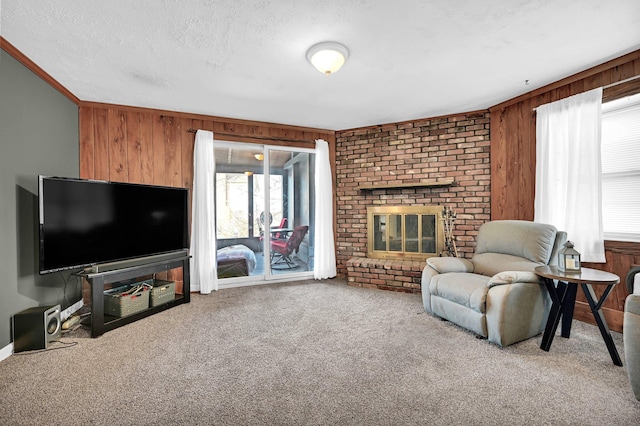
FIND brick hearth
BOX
[346,257,424,293]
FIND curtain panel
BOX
[534,87,605,262]
[314,139,337,279]
[190,130,218,293]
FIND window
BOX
[601,92,640,242]
[215,172,284,239]
[216,173,249,239]
[252,174,284,238]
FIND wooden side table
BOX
[535,265,622,366]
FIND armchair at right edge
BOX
[624,266,640,401]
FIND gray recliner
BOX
[421,220,567,347]
[624,266,640,401]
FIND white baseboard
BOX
[0,342,13,363]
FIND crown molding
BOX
[1,36,80,105]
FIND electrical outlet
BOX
[60,300,84,321]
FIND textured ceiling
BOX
[2,1,639,131]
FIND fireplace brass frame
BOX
[367,205,445,260]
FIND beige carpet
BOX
[0,278,638,425]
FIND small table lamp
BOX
[559,241,581,272]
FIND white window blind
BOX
[601,93,640,242]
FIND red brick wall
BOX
[335,111,492,288]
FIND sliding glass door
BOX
[213,142,315,285]
[267,148,315,277]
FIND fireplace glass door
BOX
[367,206,444,260]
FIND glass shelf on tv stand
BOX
[78,254,191,338]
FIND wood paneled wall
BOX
[489,49,640,332]
[78,103,335,292]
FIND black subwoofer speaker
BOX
[12,305,61,352]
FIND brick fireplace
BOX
[335,111,491,293]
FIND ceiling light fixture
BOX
[254,153,264,161]
[306,42,349,76]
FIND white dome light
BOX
[306,42,350,76]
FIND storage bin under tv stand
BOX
[81,255,190,338]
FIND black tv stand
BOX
[80,255,190,337]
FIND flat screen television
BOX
[38,176,189,274]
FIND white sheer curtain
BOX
[534,87,605,262]
[190,130,218,293]
[314,139,337,279]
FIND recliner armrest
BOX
[626,293,640,316]
[487,271,540,288]
[426,257,474,274]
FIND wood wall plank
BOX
[490,110,507,219]
[181,119,194,188]
[139,112,155,184]
[125,111,144,184]
[164,116,181,188]
[152,115,167,186]
[93,108,110,181]
[107,109,128,182]
[79,107,95,179]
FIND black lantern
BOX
[558,241,581,272]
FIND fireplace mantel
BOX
[358,179,454,191]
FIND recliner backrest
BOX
[471,221,561,277]
[474,220,558,263]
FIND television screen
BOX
[38,176,189,274]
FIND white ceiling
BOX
[2,1,639,131]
